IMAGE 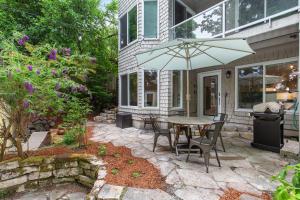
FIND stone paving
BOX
[90,122,294,200]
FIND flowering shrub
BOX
[0,32,93,159]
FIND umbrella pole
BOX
[185,46,191,118]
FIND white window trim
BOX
[172,0,195,26]
[142,0,160,40]
[171,70,183,109]
[142,70,160,109]
[119,4,138,50]
[119,71,139,108]
[235,57,299,113]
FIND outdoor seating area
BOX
[89,121,294,199]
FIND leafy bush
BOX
[127,159,134,165]
[272,163,300,200]
[63,129,77,145]
[98,144,107,157]
[111,168,119,175]
[132,171,141,178]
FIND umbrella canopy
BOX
[136,38,255,117]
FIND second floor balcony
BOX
[170,0,299,39]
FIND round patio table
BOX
[166,116,215,155]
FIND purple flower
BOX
[62,48,71,56]
[51,69,57,76]
[48,49,57,60]
[23,100,30,109]
[55,83,61,90]
[78,84,87,93]
[18,39,25,46]
[24,81,34,94]
[23,35,29,41]
[27,65,33,71]
[17,35,30,46]
[36,70,40,75]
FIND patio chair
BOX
[149,116,173,152]
[207,113,227,152]
[186,121,224,173]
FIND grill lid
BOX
[253,102,282,113]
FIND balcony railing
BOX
[170,0,299,39]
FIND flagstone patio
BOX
[90,122,294,200]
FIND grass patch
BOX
[113,153,121,158]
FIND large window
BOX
[121,74,128,106]
[265,61,298,110]
[119,6,137,48]
[144,70,158,107]
[236,58,298,110]
[129,73,138,106]
[144,0,158,38]
[120,72,138,106]
[172,71,182,107]
[174,0,193,25]
[237,66,263,109]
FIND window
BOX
[172,71,182,107]
[128,6,137,42]
[144,0,158,38]
[129,73,138,106]
[174,0,193,25]
[265,61,298,110]
[144,70,158,107]
[120,73,138,107]
[121,74,128,106]
[119,6,137,48]
[237,65,263,109]
[236,58,299,110]
[120,14,127,48]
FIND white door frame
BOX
[197,70,222,118]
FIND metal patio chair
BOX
[150,115,173,152]
[186,121,224,173]
[207,113,227,152]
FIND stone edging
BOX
[0,154,107,199]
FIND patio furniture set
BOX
[148,113,227,173]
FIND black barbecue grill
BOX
[251,105,284,153]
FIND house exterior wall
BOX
[118,0,300,132]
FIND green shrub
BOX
[0,189,9,199]
[111,168,119,175]
[63,130,77,145]
[98,144,107,157]
[132,171,141,178]
[127,159,134,165]
[272,163,300,200]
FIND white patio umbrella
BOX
[136,38,255,117]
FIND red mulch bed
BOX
[3,126,165,190]
[220,188,272,200]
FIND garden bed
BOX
[3,126,165,190]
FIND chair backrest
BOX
[149,115,160,133]
[213,113,227,122]
[210,121,225,147]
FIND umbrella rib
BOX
[201,43,255,54]
[161,46,186,71]
[166,47,185,58]
[189,46,212,58]
[193,46,226,65]
[136,46,180,66]
[189,42,204,57]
